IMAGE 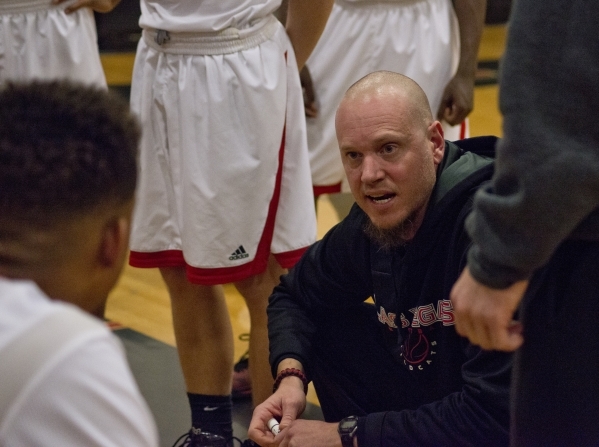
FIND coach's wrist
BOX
[273,368,308,394]
[274,359,308,393]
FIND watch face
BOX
[340,419,357,430]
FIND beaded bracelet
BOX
[272,368,308,394]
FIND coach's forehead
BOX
[339,71,432,121]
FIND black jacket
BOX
[466,0,599,288]
[268,137,511,446]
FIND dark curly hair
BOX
[0,80,140,222]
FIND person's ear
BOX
[98,216,131,268]
[429,120,445,165]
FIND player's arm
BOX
[53,0,121,14]
[275,0,323,116]
[437,0,486,124]
[285,0,334,69]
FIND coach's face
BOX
[335,88,444,239]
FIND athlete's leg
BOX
[160,266,234,394]
[161,267,235,443]
[234,255,286,407]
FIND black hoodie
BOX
[268,137,511,446]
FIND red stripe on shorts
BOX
[313,183,342,198]
[273,246,309,270]
[129,249,185,268]
[459,120,467,140]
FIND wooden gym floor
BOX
[102,24,507,408]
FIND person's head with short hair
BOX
[0,80,140,316]
[335,70,445,248]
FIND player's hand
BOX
[436,73,474,126]
[248,379,307,447]
[53,0,120,13]
[300,65,318,118]
[451,267,528,351]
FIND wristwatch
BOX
[338,416,358,447]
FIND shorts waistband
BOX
[0,0,69,14]
[143,15,280,56]
[337,0,426,5]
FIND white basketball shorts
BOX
[129,16,317,285]
[0,0,106,86]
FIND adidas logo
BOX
[229,245,249,261]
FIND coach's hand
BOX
[249,380,306,447]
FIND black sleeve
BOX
[268,206,374,378]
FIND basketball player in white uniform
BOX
[304,0,486,216]
[0,0,118,86]
[128,1,332,445]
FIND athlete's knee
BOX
[160,267,219,300]
[159,266,188,290]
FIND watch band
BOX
[338,416,358,447]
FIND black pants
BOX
[511,240,599,447]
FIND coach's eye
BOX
[381,144,397,155]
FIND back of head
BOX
[0,81,140,304]
[0,80,139,225]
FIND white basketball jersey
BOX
[139,0,282,32]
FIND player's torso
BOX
[139,0,281,33]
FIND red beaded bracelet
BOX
[273,368,308,394]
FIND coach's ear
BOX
[429,120,445,166]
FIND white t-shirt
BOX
[0,278,159,447]
[139,0,281,32]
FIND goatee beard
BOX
[363,214,417,251]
